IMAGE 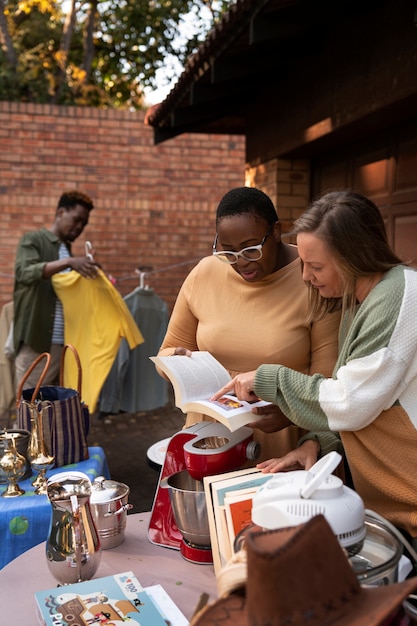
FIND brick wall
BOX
[0,102,245,315]
[246,158,310,236]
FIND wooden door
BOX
[312,128,417,267]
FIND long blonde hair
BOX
[292,190,403,321]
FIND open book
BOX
[150,351,270,432]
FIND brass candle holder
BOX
[0,431,26,497]
[27,402,55,495]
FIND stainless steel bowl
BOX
[167,470,211,547]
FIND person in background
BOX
[13,190,98,391]
[212,189,417,545]
[157,186,341,462]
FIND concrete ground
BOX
[89,396,185,514]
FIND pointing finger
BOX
[210,381,235,401]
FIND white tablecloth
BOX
[0,512,218,624]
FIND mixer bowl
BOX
[166,470,211,547]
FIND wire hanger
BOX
[134,266,153,290]
[85,241,94,261]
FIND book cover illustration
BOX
[224,488,259,552]
[35,571,168,626]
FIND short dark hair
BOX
[216,187,278,227]
[57,190,94,213]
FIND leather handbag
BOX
[16,345,89,467]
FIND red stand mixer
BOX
[148,421,260,564]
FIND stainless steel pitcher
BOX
[45,470,102,584]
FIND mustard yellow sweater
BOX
[159,254,340,461]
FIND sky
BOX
[143,5,218,106]
[143,58,184,106]
[144,83,172,106]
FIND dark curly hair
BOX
[57,190,94,213]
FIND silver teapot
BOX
[46,471,102,584]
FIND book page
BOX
[203,467,263,576]
[215,503,233,566]
[151,352,232,406]
[204,477,223,577]
[144,585,188,626]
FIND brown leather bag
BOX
[16,345,89,467]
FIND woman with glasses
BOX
[157,186,341,461]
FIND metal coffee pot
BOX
[45,471,102,584]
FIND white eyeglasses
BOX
[212,224,274,264]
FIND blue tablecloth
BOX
[0,446,110,569]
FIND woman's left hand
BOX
[210,371,258,402]
[256,439,320,473]
[246,404,292,433]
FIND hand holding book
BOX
[150,351,271,432]
[170,346,193,357]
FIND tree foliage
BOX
[0,0,230,108]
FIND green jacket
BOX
[13,228,71,354]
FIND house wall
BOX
[311,120,417,267]
[247,120,417,267]
[246,0,417,166]
[245,158,310,235]
[0,102,245,315]
[243,0,417,263]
